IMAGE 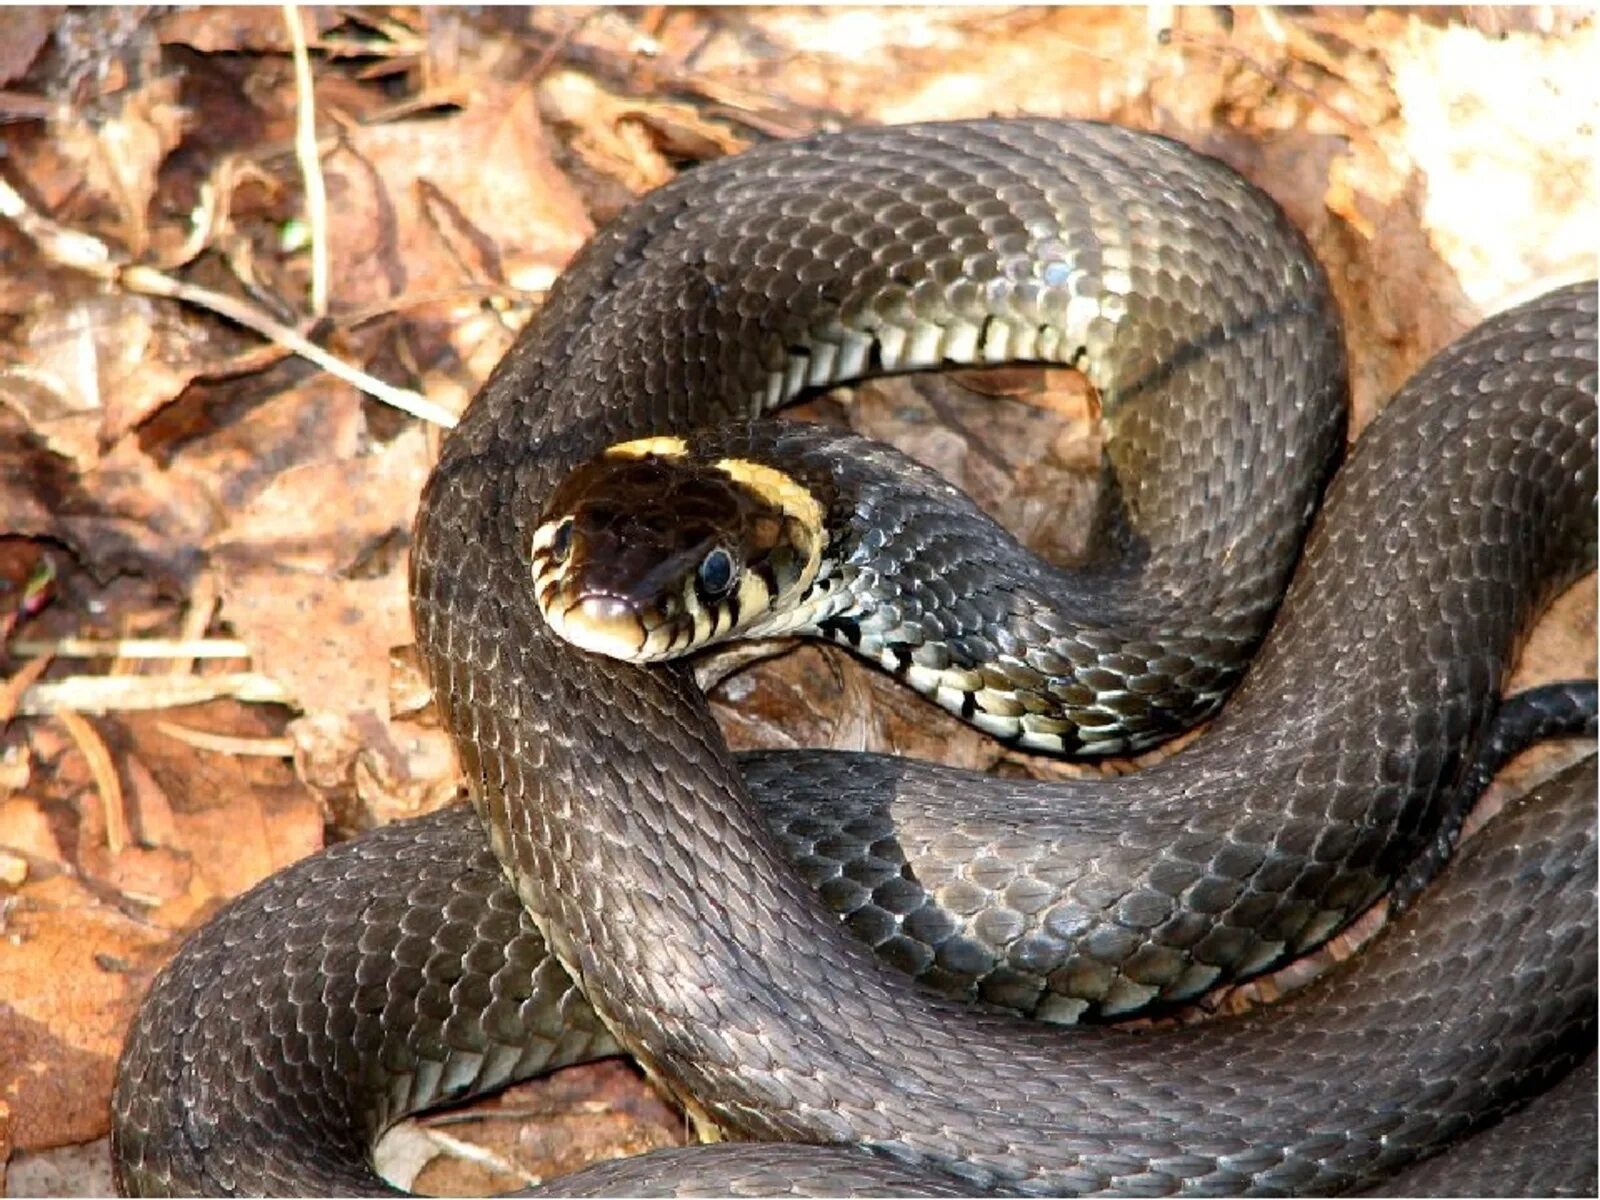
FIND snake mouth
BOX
[549,592,656,659]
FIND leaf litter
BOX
[0,7,1593,1195]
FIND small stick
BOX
[283,4,331,317]
[55,709,128,855]
[9,637,251,660]
[156,721,295,758]
[0,174,458,427]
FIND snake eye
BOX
[549,517,575,565]
[696,547,737,599]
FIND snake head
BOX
[530,436,824,661]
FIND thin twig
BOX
[9,636,251,660]
[55,709,128,854]
[15,672,291,716]
[284,4,331,317]
[130,263,458,424]
[156,721,295,758]
[1,654,54,727]
[0,175,113,271]
[0,173,458,427]
[410,1127,542,1189]
[170,574,222,678]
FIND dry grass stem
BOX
[283,4,331,317]
[0,174,457,427]
[1,653,54,726]
[15,672,290,716]
[9,637,251,660]
[54,709,128,854]
[155,721,296,758]
[170,576,223,678]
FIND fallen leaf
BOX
[321,80,592,311]
[0,873,167,1152]
[211,424,430,721]
[50,73,187,258]
[6,293,222,471]
[155,6,340,55]
[0,8,53,88]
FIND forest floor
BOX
[0,6,1593,1195]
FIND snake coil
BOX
[113,120,1597,1196]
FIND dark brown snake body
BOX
[112,120,1598,1195]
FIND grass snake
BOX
[112,119,1598,1195]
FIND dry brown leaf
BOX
[399,1061,686,1196]
[0,9,54,88]
[841,371,1103,570]
[211,424,430,722]
[1,655,53,728]
[348,716,459,826]
[540,69,749,195]
[158,783,323,914]
[0,423,66,547]
[0,850,26,886]
[0,872,168,1152]
[1387,19,1596,308]
[110,706,325,913]
[156,376,366,515]
[51,437,215,588]
[156,6,344,55]
[51,709,125,853]
[0,795,64,864]
[321,80,591,312]
[289,710,458,832]
[3,292,221,471]
[50,73,187,258]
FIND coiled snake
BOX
[112,120,1598,1195]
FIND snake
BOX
[110,120,1598,1195]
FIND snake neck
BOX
[583,413,1338,756]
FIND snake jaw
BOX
[548,592,654,660]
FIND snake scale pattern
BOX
[112,120,1597,1196]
